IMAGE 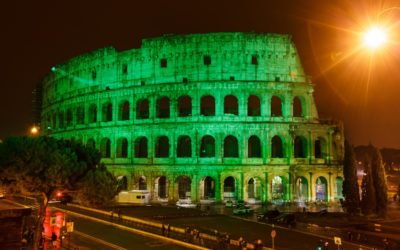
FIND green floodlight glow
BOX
[51,66,56,72]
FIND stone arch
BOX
[224,135,238,157]
[66,108,73,126]
[272,176,287,202]
[224,95,238,115]
[315,176,328,201]
[116,137,128,158]
[134,137,148,158]
[178,95,192,117]
[248,95,261,116]
[177,135,192,158]
[100,138,111,158]
[176,176,191,199]
[223,176,236,201]
[76,106,85,125]
[138,176,147,190]
[248,135,261,158]
[156,96,170,118]
[155,136,169,158]
[296,176,308,202]
[271,135,284,158]
[155,176,168,199]
[271,96,283,117]
[102,102,113,122]
[88,104,97,123]
[200,176,215,200]
[118,100,130,121]
[200,95,215,116]
[200,135,215,157]
[293,96,303,117]
[335,176,344,200]
[136,99,149,119]
[117,176,128,192]
[247,177,263,203]
[314,137,327,159]
[294,136,308,158]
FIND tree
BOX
[0,136,117,250]
[342,140,360,215]
[370,145,388,217]
[360,155,376,216]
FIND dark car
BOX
[257,209,280,222]
[271,213,296,228]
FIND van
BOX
[117,190,150,204]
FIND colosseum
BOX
[40,32,344,205]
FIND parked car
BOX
[256,209,280,222]
[225,200,234,208]
[233,204,253,215]
[270,213,296,228]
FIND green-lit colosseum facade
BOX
[41,32,344,205]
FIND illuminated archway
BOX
[315,176,328,201]
[296,176,308,202]
[176,176,191,199]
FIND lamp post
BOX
[30,125,39,136]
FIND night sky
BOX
[1,0,399,148]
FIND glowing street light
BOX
[362,26,387,49]
[30,126,39,136]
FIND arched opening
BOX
[200,135,215,157]
[117,138,128,158]
[155,136,169,158]
[117,176,128,192]
[136,99,149,119]
[271,96,282,117]
[335,177,344,200]
[134,137,148,158]
[247,178,262,201]
[138,176,147,190]
[314,137,327,159]
[178,95,192,117]
[102,102,113,122]
[248,136,261,158]
[155,176,167,199]
[119,101,130,121]
[293,96,303,117]
[272,176,286,202]
[316,176,328,201]
[294,136,307,158]
[86,138,95,149]
[224,176,236,201]
[224,95,238,115]
[76,106,85,124]
[201,176,215,199]
[177,176,191,199]
[177,135,192,158]
[100,138,111,158]
[271,136,284,158]
[66,109,73,126]
[156,97,170,118]
[224,135,238,158]
[200,95,215,116]
[296,177,308,203]
[88,104,97,123]
[248,95,260,116]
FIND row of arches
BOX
[90,134,329,159]
[121,175,343,202]
[49,95,306,129]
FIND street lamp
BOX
[30,126,39,136]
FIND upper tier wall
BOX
[42,33,308,105]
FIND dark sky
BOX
[1,0,399,148]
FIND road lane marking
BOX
[74,230,127,250]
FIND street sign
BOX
[334,236,341,245]
[66,222,74,232]
[50,216,56,226]
[271,229,276,238]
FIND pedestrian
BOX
[51,232,57,248]
[167,224,171,237]
[117,209,122,220]
[161,224,165,236]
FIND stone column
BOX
[215,173,222,202]
[309,172,314,202]
[263,172,269,203]
[238,172,244,201]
